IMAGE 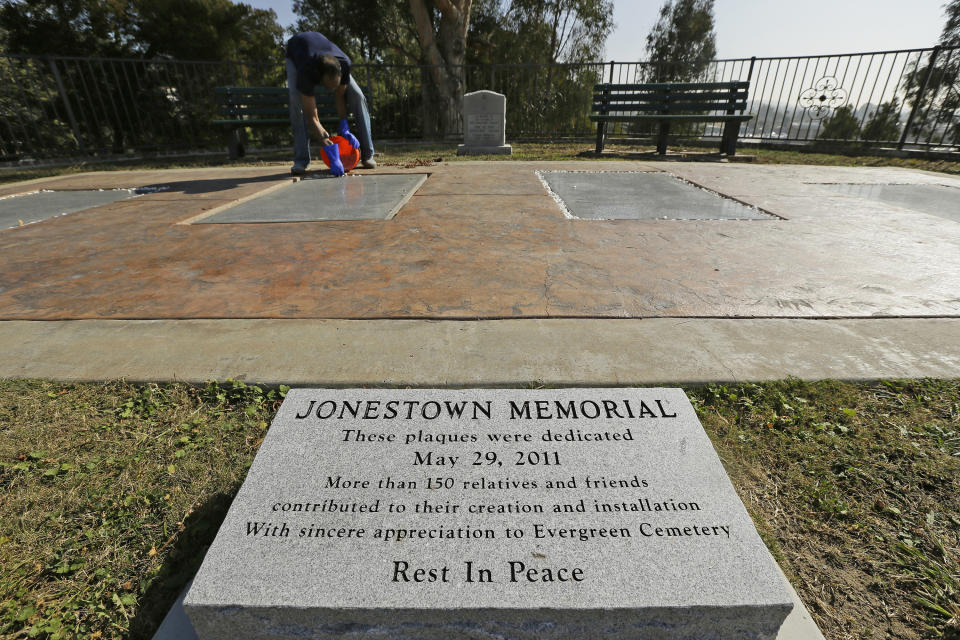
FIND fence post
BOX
[746,56,756,83]
[607,60,615,83]
[898,46,940,150]
[46,55,84,150]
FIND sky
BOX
[244,0,949,60]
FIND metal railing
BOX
[1,46,958,160]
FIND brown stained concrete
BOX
[0,161,959,320]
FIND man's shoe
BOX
[291,162,307,176]
[360,157,377,169]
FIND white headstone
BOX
[184,388,794,639]
[457,90,512,155]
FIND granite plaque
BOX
[184,388,793,639]
[458,90,512,155]
[191,174,427,223]
[539,171,776,220]
[0,189,143,229]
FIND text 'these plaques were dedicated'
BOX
[184,388,793,639]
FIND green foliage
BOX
[200,378,289,414]
[861,101,902,142]
[290,0,615,67]
[292,0,416,63]
[0,56,77,158]
[115,384,170,419]
[942,0,960,48]
[0,0,283,61]
[819,105,861,141]
[288,0,615,139]
[643,0,717,82]
[133,0,284,61]
[0,0,138,57]
[899,0,960,148]
[466,1,614,137]
[0,0,285,157]
[471,0,614,65]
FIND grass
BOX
[1,141,958,187]
[688,379,960,640]
[1,378,958,639]
[0,379,286,640]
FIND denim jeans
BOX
[285,58,374,166]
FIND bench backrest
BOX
[592,81,749,114]
[214,86,371,120]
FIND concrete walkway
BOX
[3,317,957,385]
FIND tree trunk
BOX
[409,0,472,139]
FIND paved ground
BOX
[2,159,958,385]
[1,161,959,320]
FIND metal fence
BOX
[1,45,958,160]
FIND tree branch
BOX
[434,0,459,22]
[408,0,450,88]
[458,0,473,40]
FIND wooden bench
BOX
[590,81,753,155]
[213,86,370,159]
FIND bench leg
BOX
[595,122,607,154]
[657,120,670,155]
[228,128,245,160]
[720,121,738,156]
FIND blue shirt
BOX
[285,32,351,97]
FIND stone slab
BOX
[183,388,793,639]
[818,183,960,223]
[0,189,141,228]
[539,171,775,220]
[194,174,427,223]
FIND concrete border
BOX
[1,318,957,385]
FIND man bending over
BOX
[285,31,375,176]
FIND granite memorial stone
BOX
[184,388,794,639]
[457,90,512,155]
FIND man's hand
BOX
[338,119,360,150]
[301,94,334,145]
[323,142,345,177]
